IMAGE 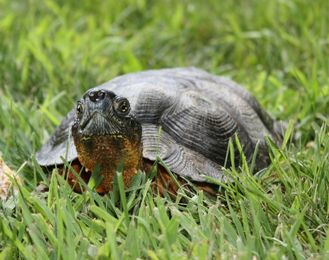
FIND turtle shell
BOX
[36,67,283,182]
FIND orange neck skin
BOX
[73,134,142,193]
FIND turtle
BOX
[36,67,284,194]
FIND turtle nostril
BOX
[98,91,105,99]
[88,90,106,102]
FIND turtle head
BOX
[71,89,142,193]
[72,89,141,137]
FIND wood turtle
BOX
[36,67,284,194]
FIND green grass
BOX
[0,0,328,258]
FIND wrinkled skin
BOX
[71,89,142,193]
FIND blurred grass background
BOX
[0,0,328,258]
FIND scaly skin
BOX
[73,134,142,193]
[70,89,143,193]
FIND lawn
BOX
[0,0,328,259]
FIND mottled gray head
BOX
[71,89,141,137]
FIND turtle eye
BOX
[114,97,130,116]
[76,101,84,115]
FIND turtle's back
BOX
[37,67,283,182]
